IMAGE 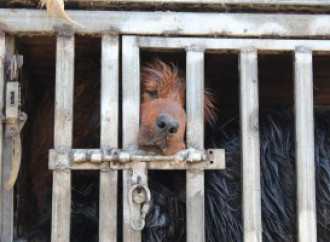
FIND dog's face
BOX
[138,60,215,155]
[138,61,186,155]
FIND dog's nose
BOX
[156,115,179,135]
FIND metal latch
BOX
[72,148,224,170]
[50,147,225,231]
[128,162,151,231]
[3,55,27,190]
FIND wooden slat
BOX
[294,47,317,242]
[139,37,330,52]
[239,47,262,242]
[122,36,141,242]
[63,0,330,6]
[0,36,15,242]
[99,34,119,242]
[2,9,330,38]
[51,34,74,242]
[3,0,330,9]
[186,49,205,242]
[0,34,4,238]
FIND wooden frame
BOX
[46,33,226,242]
[136,35,322,241]
[0,6,325,240]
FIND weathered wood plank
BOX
[294,47,317,242]
[51,170,71,242]
[0,35,4,238]
[65,0,330,5]
[239,47,262,242]
[54,35,74,149]
[122,35,141,242]
[2,9,330,37]
[0,35,15,242]
[139,37,330,52]
[0,33,6,241]
[2,0,330,8]
[1,137,15,242]
[99,34,119,242]
[186,49,205,242]
[51,34,74,242]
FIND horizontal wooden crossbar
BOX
[60,0,330,6]
[139,37,330,52]
[1,9,330,37]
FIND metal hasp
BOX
[49,147,225,231]
[3,55,27,191]
[49,148,225,170]
[127,162,150,231]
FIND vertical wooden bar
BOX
[186,48,205,242]
[294,47,317,242]
[239,47,262,242]
[122,36,141,242]
[0,35,15,242]
[51,34,74,242]
[99,34,119,242]
[0,35,4,237]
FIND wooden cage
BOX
[1,1,330,242]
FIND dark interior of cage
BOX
[14,36,330,241]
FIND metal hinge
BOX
[3,55,27,190]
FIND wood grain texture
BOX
[0,33,5,241]
[99,34,119,242]
[49,0,330,5]
[239,47,262,242]
[139,37,330,52]
[294,47,317,242]
[0,36,15,242]
[2,9,330,37]
[122,35,141,242]
[51,34,74,242]
[186,50,205,242]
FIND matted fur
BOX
[205,110,330,241]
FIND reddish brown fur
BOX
[139,59,216,154]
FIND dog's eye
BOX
[146,90,158,98]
